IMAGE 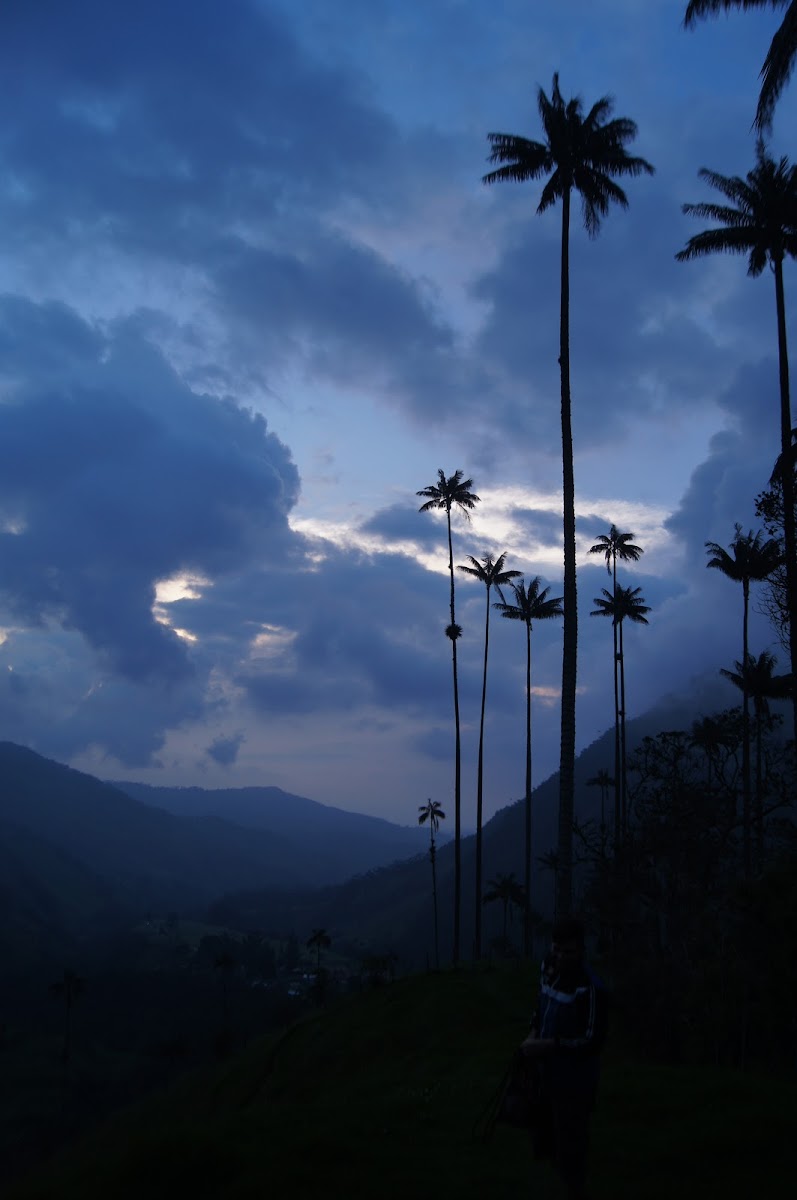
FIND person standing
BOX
[521,916,608,1200]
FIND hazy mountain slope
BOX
[111,781,432,880]
[0,744,320,916]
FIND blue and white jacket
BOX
[532,955,608,1094]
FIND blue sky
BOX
[0,0,794,826]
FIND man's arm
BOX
[555,979,608,1057]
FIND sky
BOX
[0,0,794,829]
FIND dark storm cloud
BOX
[361,501,444,544]
[214,232,452,379]
[236,547,460,718]
[666,358,783,565]
[0,298,301,684]
[0,0,461,403]
[0,0,392,238]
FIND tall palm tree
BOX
[493,577,563,955]
[418,798,446,970]
[677,148,797,745]
[586,768,615,832]
[684,1,797,132]
[457,551,521,960]
[483,76,653,917]
[705,524,782,875]
[720,650,792,865]
[591,585,651,839]
[482,872,525,945]
[417,469,480,964]
[588,525,644,840]
[690,714,733,789]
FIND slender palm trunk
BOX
[619,619,628,827]
[612,558,622,851]
[474,587,491,961]
[754,703,764,872]
[557,184,576,919]
[523,619,533,958]
[741,581,752,880]
[447,514,461,965]
[773,258,797,747]
[430,838,440,971]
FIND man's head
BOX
[550,916,585,975]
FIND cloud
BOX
[0,297,301,693]
[206,733,245,767]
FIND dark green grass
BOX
[6,964,793,1200]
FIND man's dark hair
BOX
[551,916,585,946]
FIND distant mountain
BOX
[0,744,438,974]
[111,781,432,883]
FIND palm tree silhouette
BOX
[690,714,733,789]
[684,1,797,132]
[306,928,331,973]
[483,75,653,917]
[483,872,525,946]
[417,469,480,965]
[457,551,521,960]
[588,525,644,841]
[677,148,797,744]
[418,798,446,970]
[494,578,563,955]
[705,524,781,875]
[586,768,615,833]
[720,650,792,865]
[591,585,651,839]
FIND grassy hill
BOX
[6,965,792,1200]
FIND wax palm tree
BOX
[418,798,446,970]
[677,148,797,745]
[705,524,782,875]
[591,585,651,840]
[684,1,797,132]
[721,650,792,865]
[306,928,331,973]
[457,552,521,960]
[493,578,563,955]
[417,469,480,964]
[484,76,653,917]
[690,714,734,789]
[588,525,644,840]
[586,768,615,832]
[483,872,525,945]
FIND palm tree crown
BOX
[591,585,651,626]
[705,523,781,585]
[676,147,797,275]
[418,798,446,836]
[417,469,480,523]
[483,74,655,234]
[588,525,643,574]
[684,1,797,131]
